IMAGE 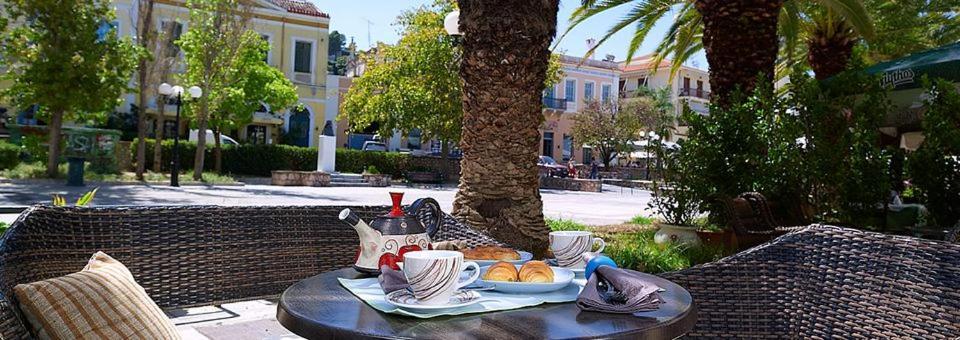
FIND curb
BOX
[0,178,245,187]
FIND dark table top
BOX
[277,268,697,340]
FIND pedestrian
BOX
[589,157,599,180]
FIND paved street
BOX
[0,182,654,226]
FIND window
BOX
[260,35,271,63]
[160,20,183,58]
[638,77,647,88]
[562,134,573,162]
[542,132,554,158]
[584,82,595,100]
[294,40,313,73]
[564,79,576,102]
[96,21,118,42]
[247,125,267,145]
[601,84,612,102]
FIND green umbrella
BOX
[865,42,960,91]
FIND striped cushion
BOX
[14,252,181,340]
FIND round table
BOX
[277,268,697,339]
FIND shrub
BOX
[364,165,380,175]
[336,149,409,178]
[907,78,960,227]
[0,141,20,170]
[604,230,727,274]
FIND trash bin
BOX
[67,157,85,187]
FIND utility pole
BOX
[362,17,373,48]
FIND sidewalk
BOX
[0,182,653,226]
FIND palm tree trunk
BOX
[695,0,783,106]
[453,0,559,257]
[808,21,856,80]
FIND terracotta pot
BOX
[696,229,736,249]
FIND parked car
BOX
[361,141,388,152]
[538,156,568,178]
[189,129,239,146]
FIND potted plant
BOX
[361,166,390,187]
[695,221,735,249]
[647,139,702,246]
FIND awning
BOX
[865,42,960,91]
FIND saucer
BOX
[478,265,575,294]
[385,289,481,313]
[471,251,534,267]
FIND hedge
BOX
[132,139,426,178]
[0,141,20,170]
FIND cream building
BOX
[1,0,331,147]
[619,54,711,141]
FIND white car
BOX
[361,141,387,152]
[189,129,239,146]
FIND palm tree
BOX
[452,0,559,256]
[566,0,873,102]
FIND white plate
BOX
[468,251,534,267]
[478,265,575,294]
[384,289,481,313]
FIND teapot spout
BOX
[339,208,380,239]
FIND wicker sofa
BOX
[1,206,958,339]
[0,204,502,339]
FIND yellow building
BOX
[1,0,331,147]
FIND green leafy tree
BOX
[180,0,299,178]
[328,30,347,75]
[208,34,299,172]
[0,0,143,177]
[908,78,960,228]
[570,98,644,168]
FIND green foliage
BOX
[20,135,49,163]
[364,165,381,175]
[648,138,700,226]
[907,78,960,227]
[571,99,644,168]
[52,187,98,207]
[335,149,410,177]
[858,0,960,64]
[0,222,7,236]
[546,218,589,231]
[603,230,728,274]
[0,141,20,170]
[629,215,656,225]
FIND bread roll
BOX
[519,261,554,283]
[482,261,519,282]
[460,246,521,261]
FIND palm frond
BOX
[565,0,682,61]
[818,0,875,40]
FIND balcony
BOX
[679,88,710,100]
[542,97,567,110]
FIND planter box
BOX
[362,174,391,187]
[271,170,330,187]
[406,171,439,183]
[540,177,602,192]
[696,229,736,249]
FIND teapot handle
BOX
[405,197,442,238]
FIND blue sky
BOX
[314,0,707,68]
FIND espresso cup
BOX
[402,250,480,305]
[549,231,606,268]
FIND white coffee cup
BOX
[402,250,480,305]
[549,231,606,268]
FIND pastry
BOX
[482,261,519,282]
[460,246,521,261]
[519,261,554,283]
[431,240,468,251]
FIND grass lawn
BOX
[1,162,238,184]
[546,217,731,274]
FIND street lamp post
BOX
[158,83,202,187]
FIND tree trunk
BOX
[695,0,783,106]
[808,21,856,80]
[193,99,208,181]
[439,140,450,183]
[153,100,166,173]
[213,128,222,173]
[453,0,558,257]
[45,109,64,178]
[134,0,156,181]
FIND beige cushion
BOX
[14,252,180,340]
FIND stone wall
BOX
[271,171,331,186]
[362,174,391,187]
[540,177,602,192]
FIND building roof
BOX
[268,0,329,18]
[558,55,621,71]
[619,54,673,73]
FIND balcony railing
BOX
[542,97,567,110]
[679,88,710,99]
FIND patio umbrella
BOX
[863,42,960,129]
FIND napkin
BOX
[377,265,409,294]
[576,266,664,314]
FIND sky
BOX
[313,0,708,69]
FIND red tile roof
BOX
[619,54,672,72]
[269,0,329,18]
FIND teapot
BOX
[338,192,441,274]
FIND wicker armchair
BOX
[662,225,960,338]
[0,204,503,339]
